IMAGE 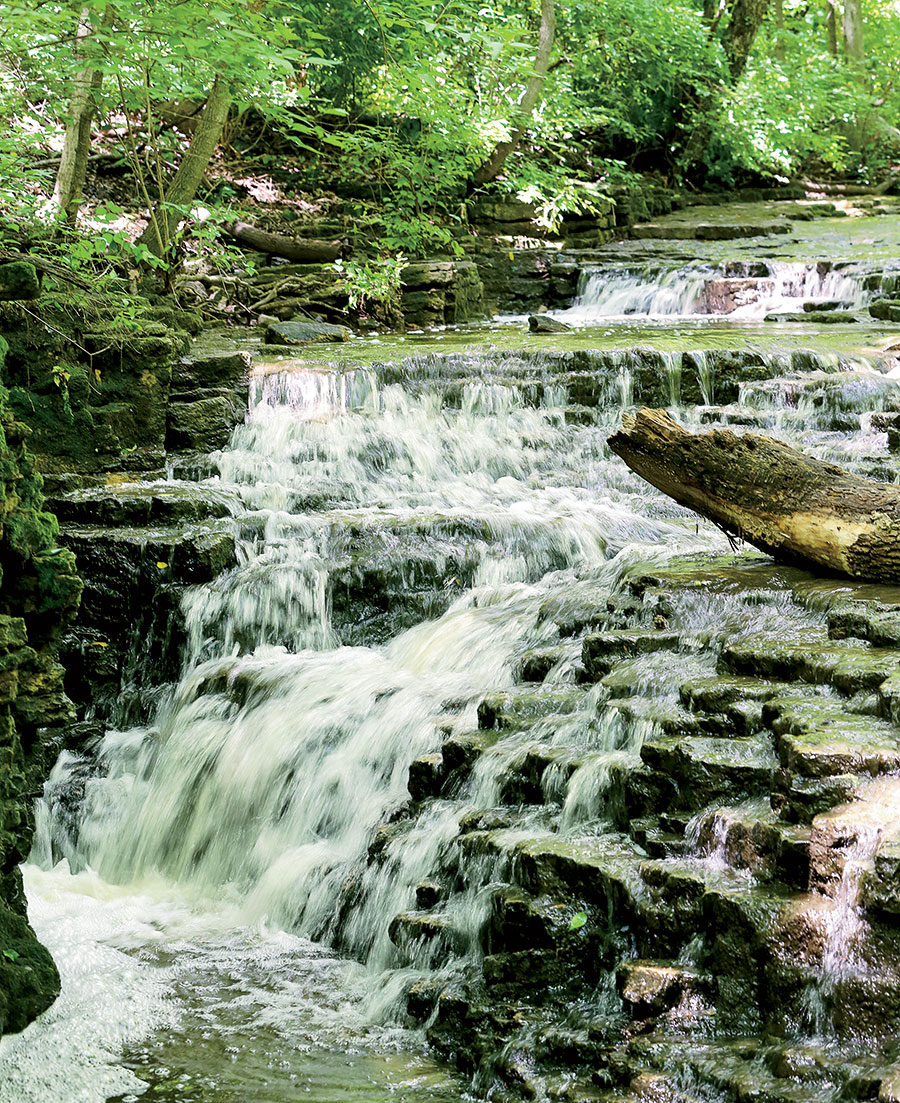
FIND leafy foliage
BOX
[332,254,408,312]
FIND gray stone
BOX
[528,314,572,333]
[264,320,350,345]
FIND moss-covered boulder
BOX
[0,262,40,302]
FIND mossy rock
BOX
[0,901,60,1034]
[869,299,900,323]
[0,262,40,302]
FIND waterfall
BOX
[567,261,869,321]
[568,266,708,318]
[9,357,725,1099]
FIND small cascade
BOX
[17,303,900,1103]
[800,779,900,1038]
[569,266,708,318]
[567,260,870,321]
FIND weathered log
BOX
[223,222,341,264]
[607,407,900,583]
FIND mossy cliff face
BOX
[0,295,198,475]
[0,332,82,1036]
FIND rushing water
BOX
[6,221,900,1099]
[566,260,868,321]
[1,356,728,1101]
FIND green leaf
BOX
[568,910,588,932]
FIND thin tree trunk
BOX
[608,408,900,584]
[843,0,864,62]
[136,76,232,259]
[774,0,785,60]
[722,0,772,80]
[472,0,555,187]
[826,0,839,56]
[49,10,103,224]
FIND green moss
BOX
[0,903,60,1034]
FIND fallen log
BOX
[0,252,93,291]
[607,407,900,583]
[223,221,341,263]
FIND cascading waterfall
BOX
[7,357,728,1100]
[566,260,869,321]
[9,311,900,1101]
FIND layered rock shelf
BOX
[394,559,900,1101]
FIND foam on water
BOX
[23,358,734,1098]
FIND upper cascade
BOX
[567,260,870,319]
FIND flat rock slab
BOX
[264,320,351,345]
[632,222,791,241]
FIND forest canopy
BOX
[1,0,898,266]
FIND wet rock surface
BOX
[0,339,81,1037]
[388,558,900,1100]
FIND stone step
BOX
[638,858,793,962]
[616,959,711,1020]
[488,885,570,953]
[517,643,581,682]
[501,831,648,923]
[49,482,234,526]
[611,695,734,738]
[774,772,860,823]
[583,629,682,680]
[679,675,798,714]
[828,599,900,648]
[638,734,777,812]
[765,695,900,779]
[690,804,811,889]
[477,685,590,729]
[61,522,236,593]
[722,630,900,694]
[388,909,466,965]
[768,893,900,1040]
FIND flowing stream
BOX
[1,355,724,1101]
[5,215,900,1100]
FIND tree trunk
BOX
[722,0,772,80]
[773,0,785,60]
[471,0,556,187]
[223,222,341,263]
[826,0,839,56]
[843,0,864,62]
[136,76,232,259]
[607,407,900,584]
[49,10,103,225]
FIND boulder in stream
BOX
[264,320,351,345]
[528,314,572,333]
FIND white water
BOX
[565,261,867,321]
[801,778,900,1037]
[9,361,728,1100]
